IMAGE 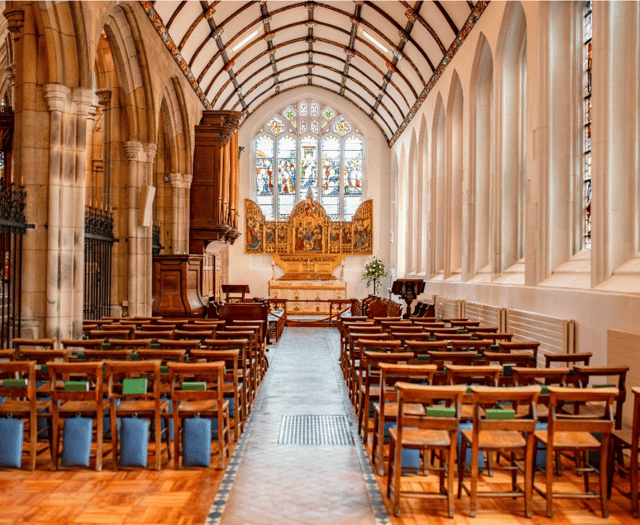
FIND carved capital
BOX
[3,8,25,37]
[72,87,94,116]
[169,172,183,188]
[182,174,193,189]
[44,84,71,113]
[144,143,158,164]
[96,89,112,108]
[123,141,144,162]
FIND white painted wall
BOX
[390,1,640,365]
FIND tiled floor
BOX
[214,327,387,525]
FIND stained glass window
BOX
[267,117,285,135]
[583,0,592,249]
[321,136,341,197]
[255,135,275,220]
[253,100,365,221]
[333,117,351,136]
[344,136,363,196]
[300,136,318,199]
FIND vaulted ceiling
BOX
[140,1,488,146]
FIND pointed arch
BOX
[446,70,464,279]
[418,114,428,273]
[431,93,446,276]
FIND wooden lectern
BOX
[391,279,426,319]
[221,284,250,302]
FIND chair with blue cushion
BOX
[387,383,466,517]
[105,360,170,470]
[458,385,540,518]
[0,361,50,470]
[47,361,105,471]
[167,361,230,469]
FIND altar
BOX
[269,280,347,315]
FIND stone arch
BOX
[446,70,464,278]
[418,114,428,273]
[494,1,527,277]
[397,143,408,275]
[469,32,494,279]
[431,93,446,276]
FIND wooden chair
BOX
[387,384,466,517]
[191,349,242,440]
[134,330,174,342]
[448,339,494,354]
[512,366,570,419]
[225,325,267,378]
[216,330,260,396]
[0,361,50,470]
[142,324,177,332]
[390,332,431,345]
[384,325,420,334]
[156,339,201,352]
[0,349,16,361]
[544,352,593,386]
[178,324,218,334]
[474,332,513,343]
[90,329,131,340]
[107,339,153,350]
[534,386,617,518]
[426,351,481,370]
[498,341,541,365]
[174,329,214,341]
[445,365,502,419]
[449,320,481,329]
[467,326,500,334]
[433,332,473,341]
[202,339,251,423]
[428,328,460,337]
[17,349,69,395]
[347,332,391,404]
[371,363,437,475]
[47,362,105,471]
[458,385,540,518]
[412,321,446,330]
[61,339,105,354]
[339,319,373,371]
[82,349,133,362]
[213,333,257,404]
[104,360,171,471]
[12,338,56,353]
[342,324,381,379]
[608,386,640,517]
[167,361,230,469]
[573,365,629,429]
[358,348,412,444]
[482,351,536,385]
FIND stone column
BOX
[143,143,157,314]
[123,140,145,317]
[85,104,98,206]
[169,172,183,253]
[96,90,111,210]
[182,174,193,253]
[72,88,93,336]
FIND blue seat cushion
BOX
[183,416,212,467]
[0,417,24,468]
[62,416,92,467]
[119,417,149,467]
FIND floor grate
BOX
[278,415,354,445]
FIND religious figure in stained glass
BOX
[255,135,274,196]
[277,135,296,195]
[322,136,341,196]
[344,136,363,195]
[300,136,318,193]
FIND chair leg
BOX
[458,437,467,498]
[96,406,104,472]
[50,410,59,471]
[392,440,403,517]
[29,412,37,471]
[154,413,162,471]
[632,438,639,519]
[546,442,554,518]
[447,444,455,518]
[173,413,181,469]
[600,438,610,518]
[387,438,395,499]
[524,434,535,519]
[470,438,479,517]
[110,410,119,471]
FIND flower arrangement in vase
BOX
[362,256,387,296]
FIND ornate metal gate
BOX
[0,180,31,348]
[84,206,116,320]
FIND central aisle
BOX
[210,327,388,525]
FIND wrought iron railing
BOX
[84,206,116,320]
[0,178,32,348]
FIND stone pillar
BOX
[43,84,92,340]
[182,174,193,253]
[96,90,111,210]
[143,143,157,314]
[169,172,183,253]
[124,141,144,317]
[85,104,98,206]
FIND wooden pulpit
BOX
[152,255,207,318]
[391,279,426,319]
